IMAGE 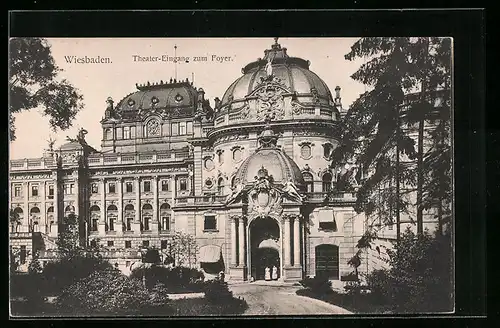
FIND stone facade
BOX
[9,39,444,284]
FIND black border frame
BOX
[6,8,487,327]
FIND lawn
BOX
[10,296,248,317]
[296,288,393,314]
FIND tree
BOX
[28,251,43,274]
[10,209,21,232]
[9,38,84,141]
[164,231,198,267]
[366,227,453,312]
[332,37,452,240]
[42,214,113,293]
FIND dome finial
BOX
[274,37,279,45]
[271,37,281,50]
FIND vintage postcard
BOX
[9,37,454,317]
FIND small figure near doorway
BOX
[271,265,278,280]
[264,267,271,281]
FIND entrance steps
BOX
[228,279,301,287]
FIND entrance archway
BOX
[249,217,281,281]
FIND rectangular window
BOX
[187,121,193,134]
[64,184,68,195]
[14,185,22,197]
[70,184,75,195]
[179,179,187,191]
[126,218,133,231]
[126,182,133,193]
[125,240,132,248]
[92,219,98,231]
[107,240,114,247]
[91,183,99,194]
[48,185,54,198]
[143,181,151,193]
[144,217,150,231]
[204,216,217,231]
[123,126,130,139]
[31,185,39,197]
[20,246,26,264]
[130,126,136,138]
[161,217,170,231]
[161,240,168,249]
[171,122,179,136]
[161,180,169,192]
[109,218,115,231]
[116,127,123,139]
[142,240,150,247]
[179,122,186,135]
[109,183,116,194]
[90,239,97,247]
[319,221,338,232]
[126,260,131,267]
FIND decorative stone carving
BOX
[253,85,286,122]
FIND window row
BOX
[89,216,172,232]
[89,239,173,249]
[104,121,193,140]
[90,178,188,194]
[12,184,55,198]
[299,143,334,159]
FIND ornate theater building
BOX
[10,39,442,283]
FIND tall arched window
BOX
[124,204,134,231]
[142,204,153,231]
[217,177,225,195]
[107,205,117,232]
[322,172,332,193]
[160,203,171,232]
[303,172,314,193]
[105,128,113,140]
[146,119,161,137]
[12,207,23,232]
[90,205,100,231]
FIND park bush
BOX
[42,255,114,294]
[130,265,205,292]
[55,268,172,316]
[203,279,233,304]
[299,276,333,294]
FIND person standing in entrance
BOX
[265,267,271,281]
[271,265,278,280]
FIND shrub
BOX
[203,280,233,304]
[366,269,393,304]
[42,255,114,294]
[55,268,171,315]
[299,276,333,294]
[130,265,205,292]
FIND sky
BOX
[9,37,366,160]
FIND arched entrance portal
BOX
[249,217,281,281]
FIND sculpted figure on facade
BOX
[281,178,304,203]
[225,178,245,205]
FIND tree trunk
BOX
[396,113,401,243]
[416,37,430,236]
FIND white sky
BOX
[9,37,366,160]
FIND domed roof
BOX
[220,39,334,107]
[60,141,83,151]
[115,79,198,113]
[234,125,304,187]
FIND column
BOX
[23,182,29,232]
[98,178,106,236]
[293,216,301,267]
[41,181,46,229]
[117,177,123,234]
[152,175,158,233]
[52,174,59,237]
[238,217,245,267]
[134,177,141,223]
[100,178,106,223]
[230,216,237,267]
[283,216,291,267]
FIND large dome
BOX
[219,39,334,108]
[234,126,305,188]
